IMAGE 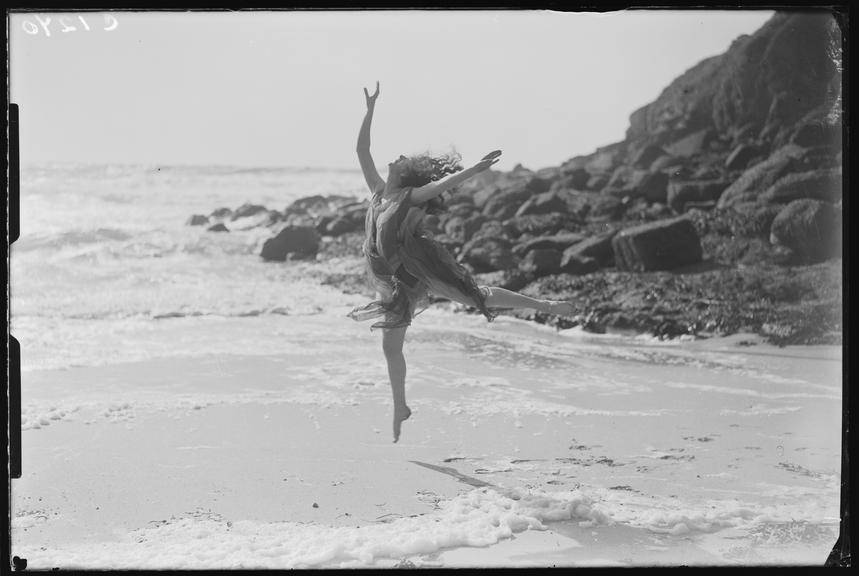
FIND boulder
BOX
[601,186,634,199]
[260,225,321,261]
[472,186,500,210]
[518,248,562,277]
[231,208,281,230]
[433,234,463,255]
[207,223,229,233]
[482,179,538,219]
[550,170,589,194]
[583,142,626,174]
[445,194,475,209]
[692,162,725,180]
[231,203,268,220]
[634,171,670,203]
[455,169,504,203]
[587,196,626,222]
[725,143,760,170]
[562,230,618,267]
[632,144,668,169]
[187,214,209,226]
[513,232,586,257]
[564,192,599,220]
[562,167,591,190]
[443,215,468,242]
[515,190,569,217]
[606,166,640,189]
[586,173,609,192]
[286,195,328,215]
[324,215,362,236]
[314,215,333,235]
[797,145,842,171]
[759,168,842,205]
[791,119,842,148]
[472,270,530,292]
[502,213,575,238]
[210,207,232,220]
[559,253,600,275]
[649,155,682,173]
[769,199,841,263]
[667,179,731,212]
[665,129,714,158]
[284,213,316,228]
[717,144,806,208]
[523,175,553,195]
[644,202,673,220]
[560,155,590,173]
[447,202,477,219]
[459,236,516,273]
[731,123,760,145]
[483,197,521,221]
[683,200,718,212]
[611,217,702,272]
[535,166,563,182]
[463,214,488,242]
[265,210,283,225]
[472,220,508,242]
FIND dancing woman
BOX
[348,82,574,442]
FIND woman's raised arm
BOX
[410,150,502,205]
[357,82,385,194]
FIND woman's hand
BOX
[364,81,380,110]
[474,149,502,172]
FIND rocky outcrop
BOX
[667,180,730,212]
[759,167,842,204]
[519,248,562,277]
[717,144,807,208]
[513,233,586,257]
[769,199,841,263]
[611,217,703,272]
[562,231,618,267]
[260,226,321,261]
[231,203,268,220]
[459,235,516,273]
[515,190,569,217]
[192,12,843,345]
[187,214,209,226]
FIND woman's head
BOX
[387,151,463,190]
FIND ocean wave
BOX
[11,487,609,569]
[11,481,838,569]
[15,227,135,250]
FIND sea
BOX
[10,162,372,371]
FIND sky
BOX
[9,9,775,171]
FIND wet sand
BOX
[11,311,842,568]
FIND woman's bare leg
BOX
[382,325,411,443]
[481,286,574,315]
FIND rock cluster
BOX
[188,12,842,344]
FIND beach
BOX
[12,309,842,568]
[9,163,842,568]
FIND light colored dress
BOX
[348,187,495,330]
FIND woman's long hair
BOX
[393,151,463,214]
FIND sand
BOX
[10,309,842,568]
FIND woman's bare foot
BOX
[541,300,575,316]
[393,404,412,443]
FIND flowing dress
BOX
[348,187,495,330]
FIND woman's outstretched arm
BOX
[357,82,385,194]
[411,150,501,205]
